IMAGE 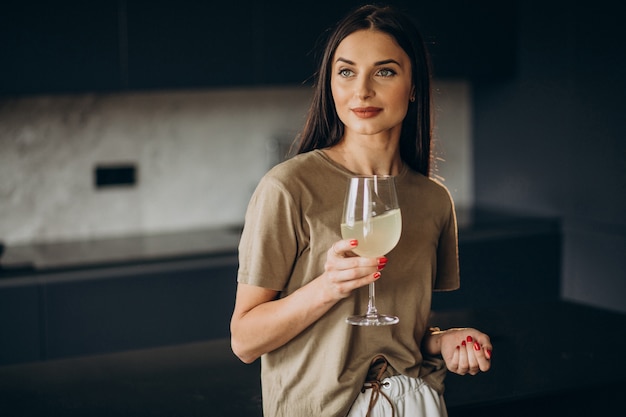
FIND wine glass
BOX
[341,175,402,326]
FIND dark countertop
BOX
[0,227,242,277]
[0,301,623,416]
[0,207,560,278]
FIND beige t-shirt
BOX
[237,149,460,417]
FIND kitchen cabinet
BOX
[43,256,238,359]
[0,281,41,365]
[432,208,562,311]
[249,4,339,86]
[0,254,238,365]
[0,208,559,366]
[432,231,561,311]
[125,1,263,89]
[0,0,517,96]
[406,0,518,80]
[0,1,123,95]
[123,1,346,89]
[125,0,518,90]
[3,302,624,416]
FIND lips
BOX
[351,107,382,118]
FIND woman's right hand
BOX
[231,239,384,363]
[321,239,386,302]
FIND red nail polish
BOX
[486,349,492,359]
[461,341,466,346]
[350,239,358,247]
[473,341,480,351]
[456,346,460,350]
[373,272,381,279]
[377,257,388,270]
[466,336,473,343]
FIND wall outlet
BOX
[94,164,137,188]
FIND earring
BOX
[410,96,415,102]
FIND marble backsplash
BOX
[0,81,471,245]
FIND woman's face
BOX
[331,29,414,140]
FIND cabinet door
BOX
[259,0,517,83]
[43,257,238,359]
[0,0,122,96]
[0,0,516,95]
[258,0,517,83]
[403,1,517,80]
[126,1,262,90]
[432,233,561,311]
[0,283,41,365]
[254,2,340,86]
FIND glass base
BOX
[346,313,399,326]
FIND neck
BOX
[324,132,403,176]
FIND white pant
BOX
[346,375,448,417]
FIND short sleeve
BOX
[237,174,300,291]
[434,192,460,291]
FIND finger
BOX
[467,335,492,373]
[473,333,493,371]
[448,345,460,372]
[465,336,480,375]
[478,345,492,372]
[458,340,469,374]
[330,239,358,258]
[331,270,381,296]
[484,346,493,361]
[469,345,491,373]
[334,255,379,275]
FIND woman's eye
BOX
[377,68,396,77]
[338,69,354,77]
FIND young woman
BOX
[230,4,492,416]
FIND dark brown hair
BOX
[294,4,434,176]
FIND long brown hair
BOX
[293,4,434,177]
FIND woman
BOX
[230,4,492,416]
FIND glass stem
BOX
[366,282,379,317]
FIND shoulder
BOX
[259,150,342,193]
[266,150,328,178]
[402,169,454,207]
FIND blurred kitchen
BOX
[0,0,624,416]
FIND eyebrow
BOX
[335,57,402,66]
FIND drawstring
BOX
[362,355,395,417]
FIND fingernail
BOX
[461,341,466,346]
[466,336,473,343]
[486,349,492,359]
[377,257,388,270]
[456,346,460,350]
[473,341,480,351]
[373,272,381,279]
[350,239,358,247]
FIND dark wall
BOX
[472,1,626,312]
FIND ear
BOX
[409,85,416,102]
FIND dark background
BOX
[1,0,624,344]
[472,0,626,313]
[0,1,625,415]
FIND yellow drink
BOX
[341,208,401,257]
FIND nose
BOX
[355,75,374,100]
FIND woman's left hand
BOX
[438,328,492,375]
